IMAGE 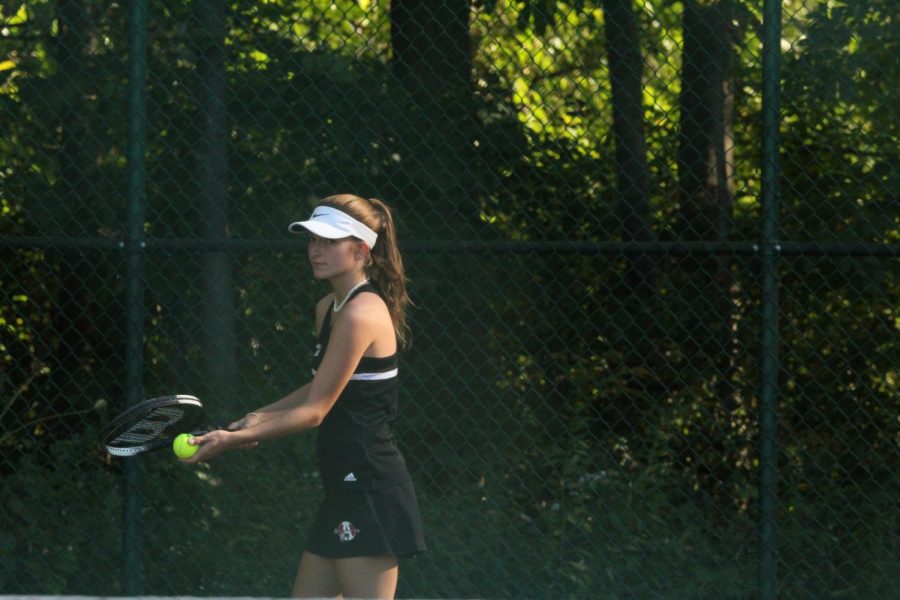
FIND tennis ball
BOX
[173,433,198,459]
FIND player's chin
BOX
[309,264,331,279]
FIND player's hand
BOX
[182,429,239,464]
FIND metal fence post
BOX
[760,0,782,598]
[123,0,149,594]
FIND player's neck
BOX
[331,274,368,310]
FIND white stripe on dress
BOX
[311,368,398,381]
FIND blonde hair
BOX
[318,194,412,347]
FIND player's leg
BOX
[292,551,340,598]
[334,555,398,600]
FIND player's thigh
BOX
[334,555,398,600]
[292,551,340,599]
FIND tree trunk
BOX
[602,0,657,361]
[676,0,736,356]
[677,2,735,242]
[676,0,739,520]
[195,0,237,411]
[389,0,477,238]
[390,0,472,97]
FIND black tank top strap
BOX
[345,281,378,304]
[320,306,333,338]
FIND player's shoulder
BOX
[338,291,388,325]
[350,289,385,309]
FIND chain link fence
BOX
[2,1,897,598]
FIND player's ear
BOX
[354,241,369,262]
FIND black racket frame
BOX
[100,394,205,457]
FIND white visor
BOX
[288,206,378,248]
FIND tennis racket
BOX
[100,394,214,457]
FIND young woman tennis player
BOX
[184,194,426,599]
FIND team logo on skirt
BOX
[334,521,360,542]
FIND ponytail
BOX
[365,198,411,347]
[319,194,412,347]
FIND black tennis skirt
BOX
[305,479,426,559]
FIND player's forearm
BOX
[234,402,324,444]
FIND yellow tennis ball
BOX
[172,433,198,459]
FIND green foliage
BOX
[781,0,899,241]
[0,430,121,594]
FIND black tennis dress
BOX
[305,282,426,559]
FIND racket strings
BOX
[108,406,186,447]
